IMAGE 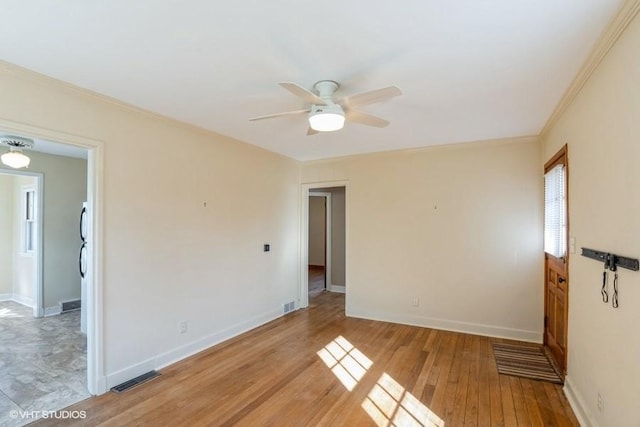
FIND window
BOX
[22,187,36,255]
[544,164,566,258]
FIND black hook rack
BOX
[581,248,639,272]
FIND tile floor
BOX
[0,301,90,426]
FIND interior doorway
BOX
[301,183,347,309]
[0,170,43,317]
[0,141,92,417]
[308,192,330,298]
[0,120,104,401]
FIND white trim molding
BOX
[44,306,62,317]
[541,0,640,137]
[0,167,45,318]
[300,181,349,311]
[11,293,35,308]
[329,285,346,293]
[348,306,542,343]
[106,306,283,390]
[564,375,597,427]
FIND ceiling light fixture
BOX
[1,135,33,169]
[308,104,346,132]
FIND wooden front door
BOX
[544,146,568,374]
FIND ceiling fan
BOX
[249,80,402,135]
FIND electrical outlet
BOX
[597,392,604,413]
[411,297,419,307]
[179,320,188,334]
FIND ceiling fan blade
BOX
[279,82,327,105]
[306,127,319,136]
[248,109,310,121]
[346,110,390,128]
[340,86,402,107]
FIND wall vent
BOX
[111,370,160,393]
[60,299,81,313]
[283,301,295,314]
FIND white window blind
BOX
[21,188,36,254]
[544,164,566,258]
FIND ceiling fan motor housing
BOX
[310,103,343,116]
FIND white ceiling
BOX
[0,1,623,161]
[31,138,88,159]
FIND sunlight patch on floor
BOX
[0,307,23,318]
[318,335,443,425]
[362,373,445,427]
[317,335,373,391]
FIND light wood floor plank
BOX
[510,377,532,427]
[521,379,545,427]
[500,375,519,427]
[465,335,482,427]
[32,292,578,426]
[487,338,506,427]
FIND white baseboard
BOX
[0,293,12,301]
[10,294,34,308]
[44,306,61,316]
[105,306,284,390]
[564,375,597,427]
[93,376,108,396]
[329,284,345,293]
[346,306,542,343]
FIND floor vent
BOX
[111,370,160,393]
[60,299,81,313]
[283,301,295,314]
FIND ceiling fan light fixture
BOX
[308,104,345,132]
[1,135,34,169]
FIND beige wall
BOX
[0,63,300,386]
[26,151,87,308]
[542,11,640,427]
[0,174,14,295]
[329,187,345,287]
[302,137,543,341]
[11,175,36,303]
[308,196,325,266]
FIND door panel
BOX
[544,146,568,375]
[545,254,566,371]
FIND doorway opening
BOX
[0,120,104,407]
[300,182,348,310]
[0,169,43,317]
[0,140,93,416]
[308,192,330,298]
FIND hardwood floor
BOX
[308,266,326,298]
[34,293,578,426]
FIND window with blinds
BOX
[21,188,36,255]
[544,164,566,258]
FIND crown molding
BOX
[540,0,640,138]
[0,60,294,161]
[301,135,539,166]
